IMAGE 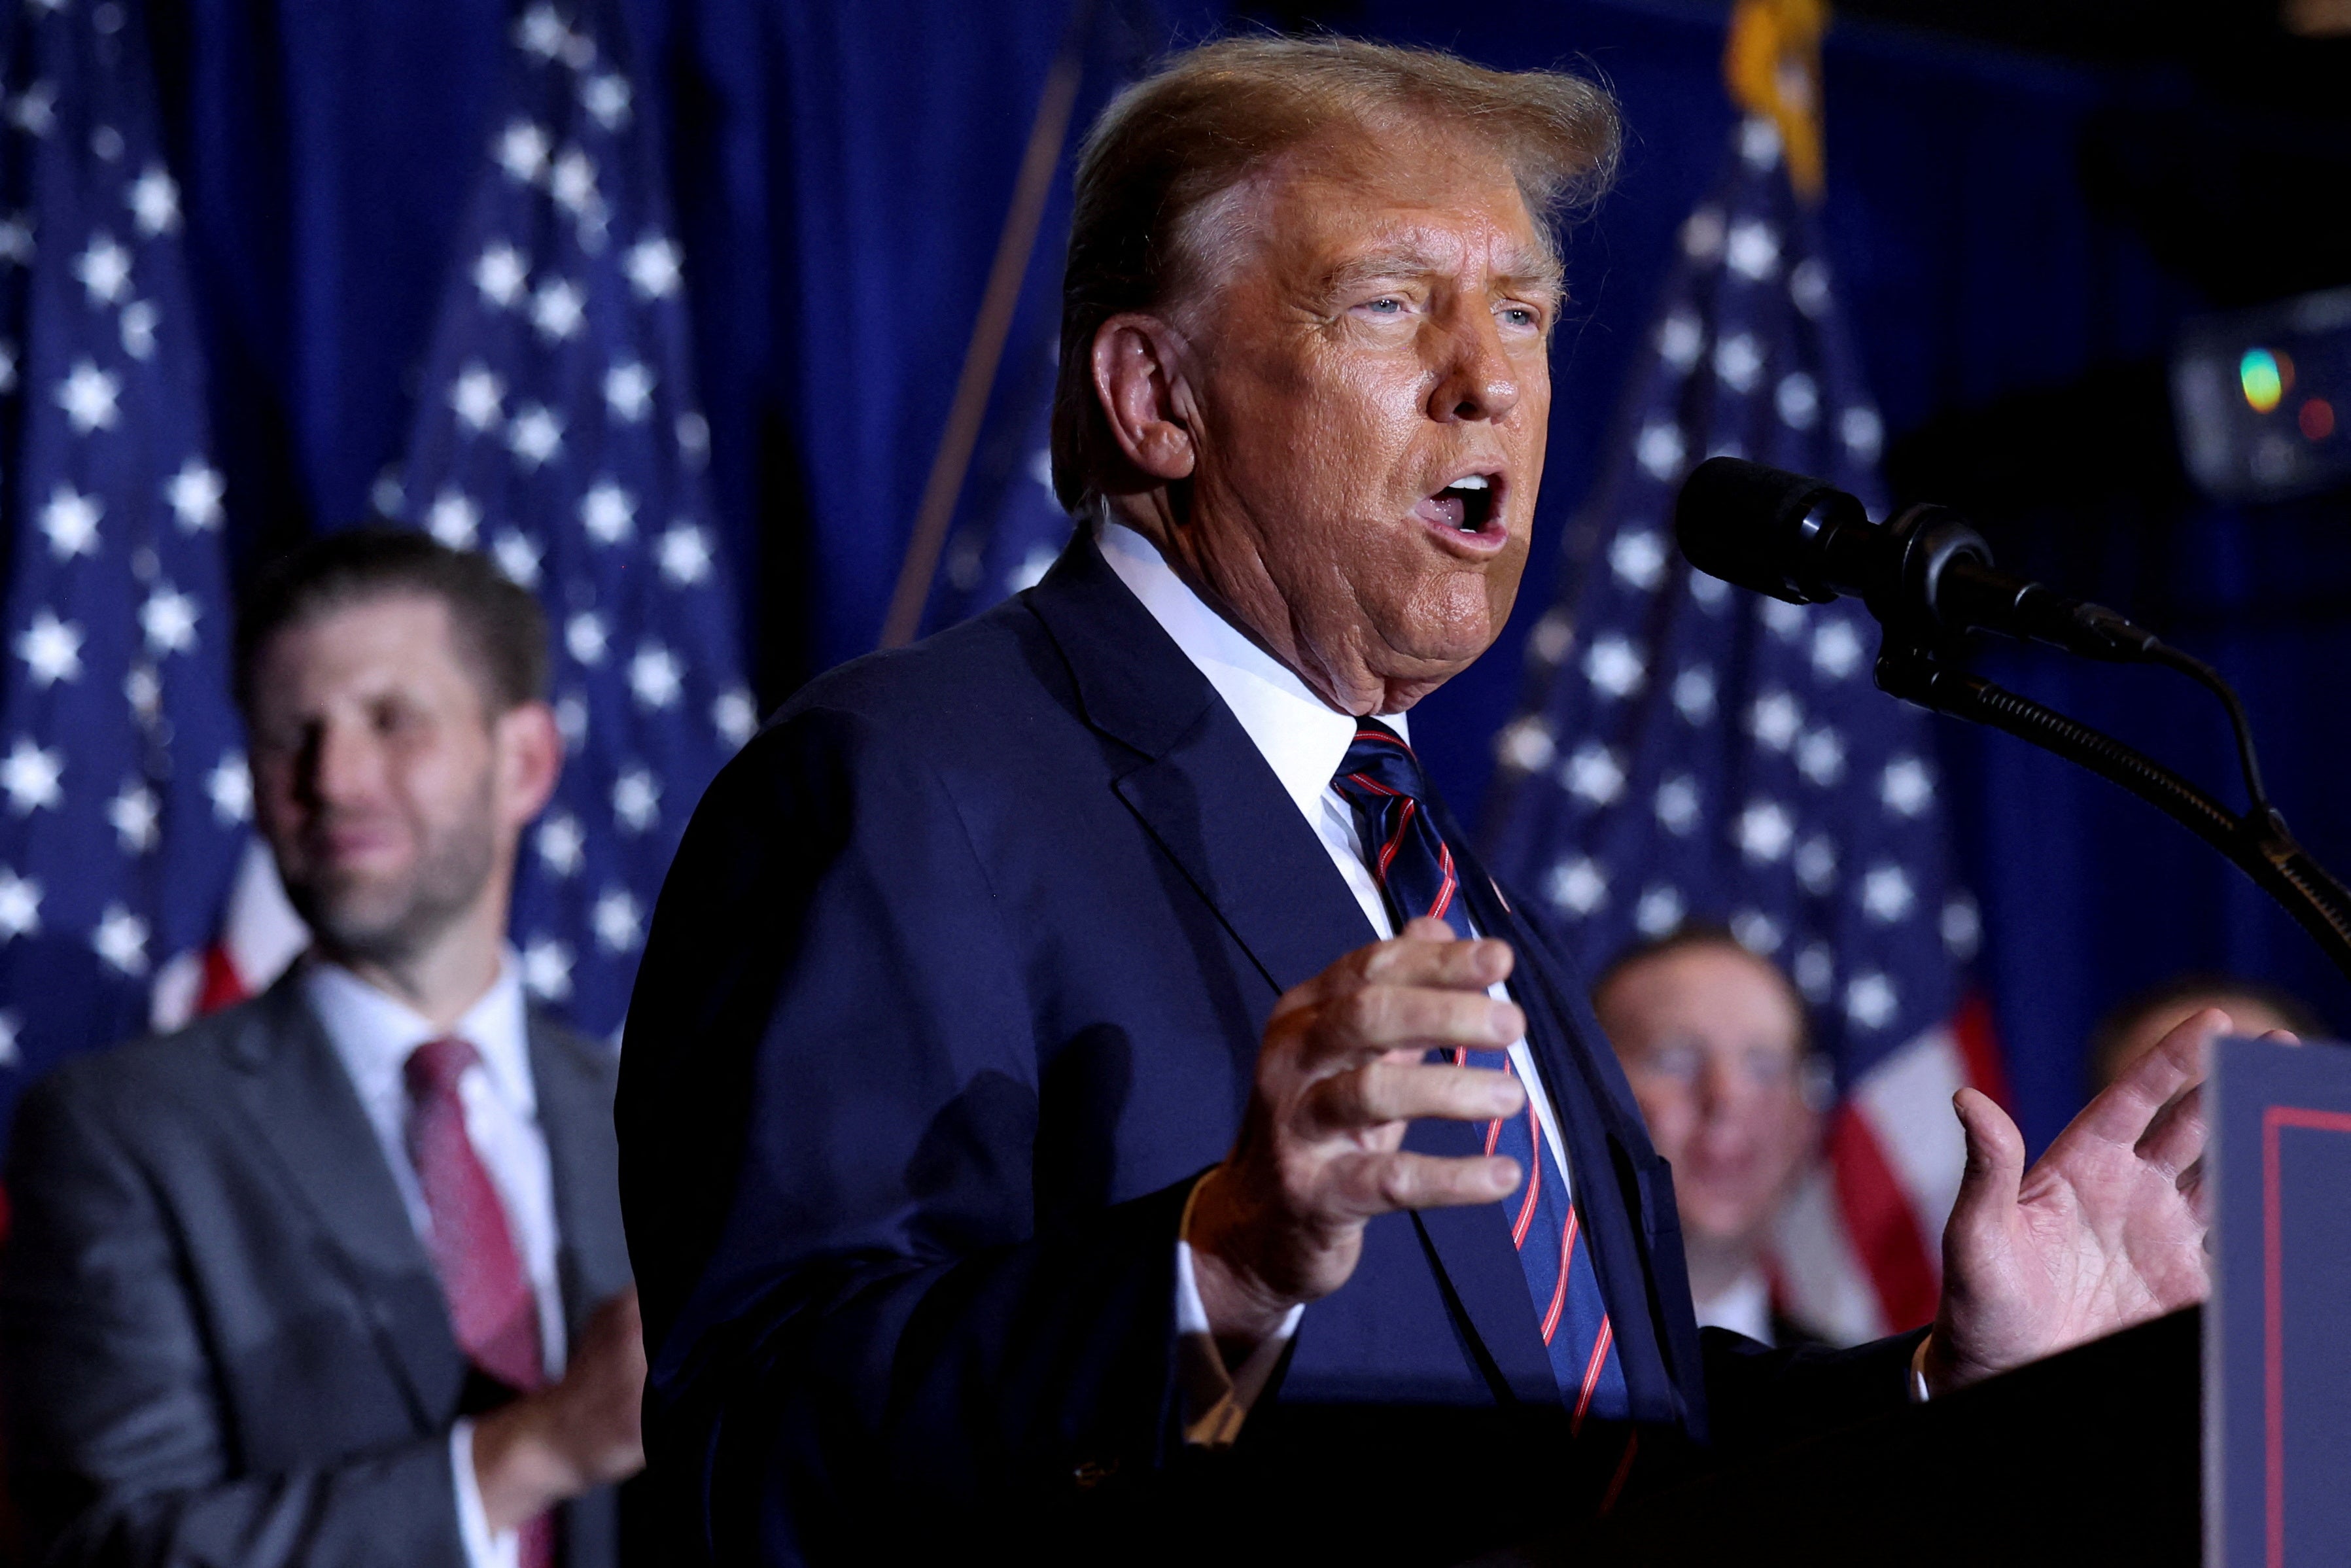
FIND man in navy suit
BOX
[619,35,2216,1563]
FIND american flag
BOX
[1487,118,2004,1343]
[0,0,245,1145]
[379,0,752,1039]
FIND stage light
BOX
[2175,288,2351,501]
[2240,348,2284,413]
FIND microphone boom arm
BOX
[1875,644,2351,986]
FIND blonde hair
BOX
[1048,34,1621,515]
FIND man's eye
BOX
[1364,296,1404,314]
[1499,305,1541,330]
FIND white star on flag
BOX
[451,363,506,431]
[627,643,682,710]
[69,232,131,304]
[1495,714,1556,774]
[1636,421,1684,481]
[38,485,101,559]
[1811,619,1864,680]
[15,610,84,687]
[91,903,148,975]
[106,781,160,854]
[427,489,481,549]
[206,753,251,825]
[1714,331,1764,392]
[1748,690,1803,751]
[1737,798,1795,863]
[1796,727,1847,786]
[1546,856,1608,915]
[1609,529,1667,591]
[1844,972,1898,1030]
[1635,884,1686,935]
[1726,219,1780,281]
[1583,634,1646,699]
[139,585,198,657]
[582,73,632,130]
[591,886,643,952]
[496,120,552,184]
[127,165,179,235]
[492,528,544,587]
[566,611,610,665]
[536,812,586,877]
[657,522,711,585]
[1862,863,1915,923]
[0,1011,18,1066]
[1654,774,1700,834]
[516,4,570,61]
[529,277,585,341]
[165,459,224,532]
[611,767,660,832]
[521,934,574,1000]
[1795,835,1838,894]
[579,481,635,544]
[550,148,599,217]
[120,300,158,360]
[0,867,41,939]
[56,358,121,434]
[124,663,160,723]
[0,341,16,394]
[9,82,58,139]
[712,689,757,748]
[473,243,530,309]
[623,233,680,300]
[602,360,652,423]
[1672,665,1717,723]
[0,213,33,266]
[1562,741,1626,806]
[1777,372,1819,429]
[1881,756,1934,817]
[506,405,564,469]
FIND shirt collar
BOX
[1094,521,1409,818]
[302,949,536,1115]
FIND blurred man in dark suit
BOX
[621,35,2221,1565]
[3,531,645,1567]
[1595,929,1826,1347]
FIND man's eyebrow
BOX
[1317,246,1565,301]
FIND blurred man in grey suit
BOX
[2,530,646,1567]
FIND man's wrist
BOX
[470,1393,582,1533]
[1183,1168,1301,1350]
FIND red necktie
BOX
[405,1036,556,1567]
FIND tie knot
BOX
[1334,717,1426,803]
[404,1036,481,1102]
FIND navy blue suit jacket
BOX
[619,537,1918,1563]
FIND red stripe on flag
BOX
[1825,1101,1940,1333]
[196,943,250,1017]
[1952,991,2011,1112]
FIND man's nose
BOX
[300,722,375,807]
[1426,303,1521,423]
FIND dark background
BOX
[131,0,2351,1155]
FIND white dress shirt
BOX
[304,953,564,1568]
[1095,521,1577,1440]
[1694,1266,1776,1345]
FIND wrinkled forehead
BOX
[1185,114,1564,304]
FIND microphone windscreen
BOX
[1673,457,1860,604]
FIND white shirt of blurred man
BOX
[1595,932,1822,1346]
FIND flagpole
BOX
[879,6,1094,650]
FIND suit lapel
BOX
[226,975,467,1429]
[1029,538,1376,1002]
[531,1018,631,1338]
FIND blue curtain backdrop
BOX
[116,0,2351,1157]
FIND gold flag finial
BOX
[1724,0,1828,201]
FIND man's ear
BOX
[1091,313,1198,483]
[495,700,563,831]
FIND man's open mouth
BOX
[1425,473,1498,533]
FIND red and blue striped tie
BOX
[1331,719,1629,1429]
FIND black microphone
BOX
[1673,457,2159,661]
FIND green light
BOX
[2241,349,2284,415]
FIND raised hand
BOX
[1924,1009,2250,1393]
[1187,916,1528,1348]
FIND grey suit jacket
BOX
[0,970,635,1567]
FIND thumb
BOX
[1946,1086,2026,1253]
